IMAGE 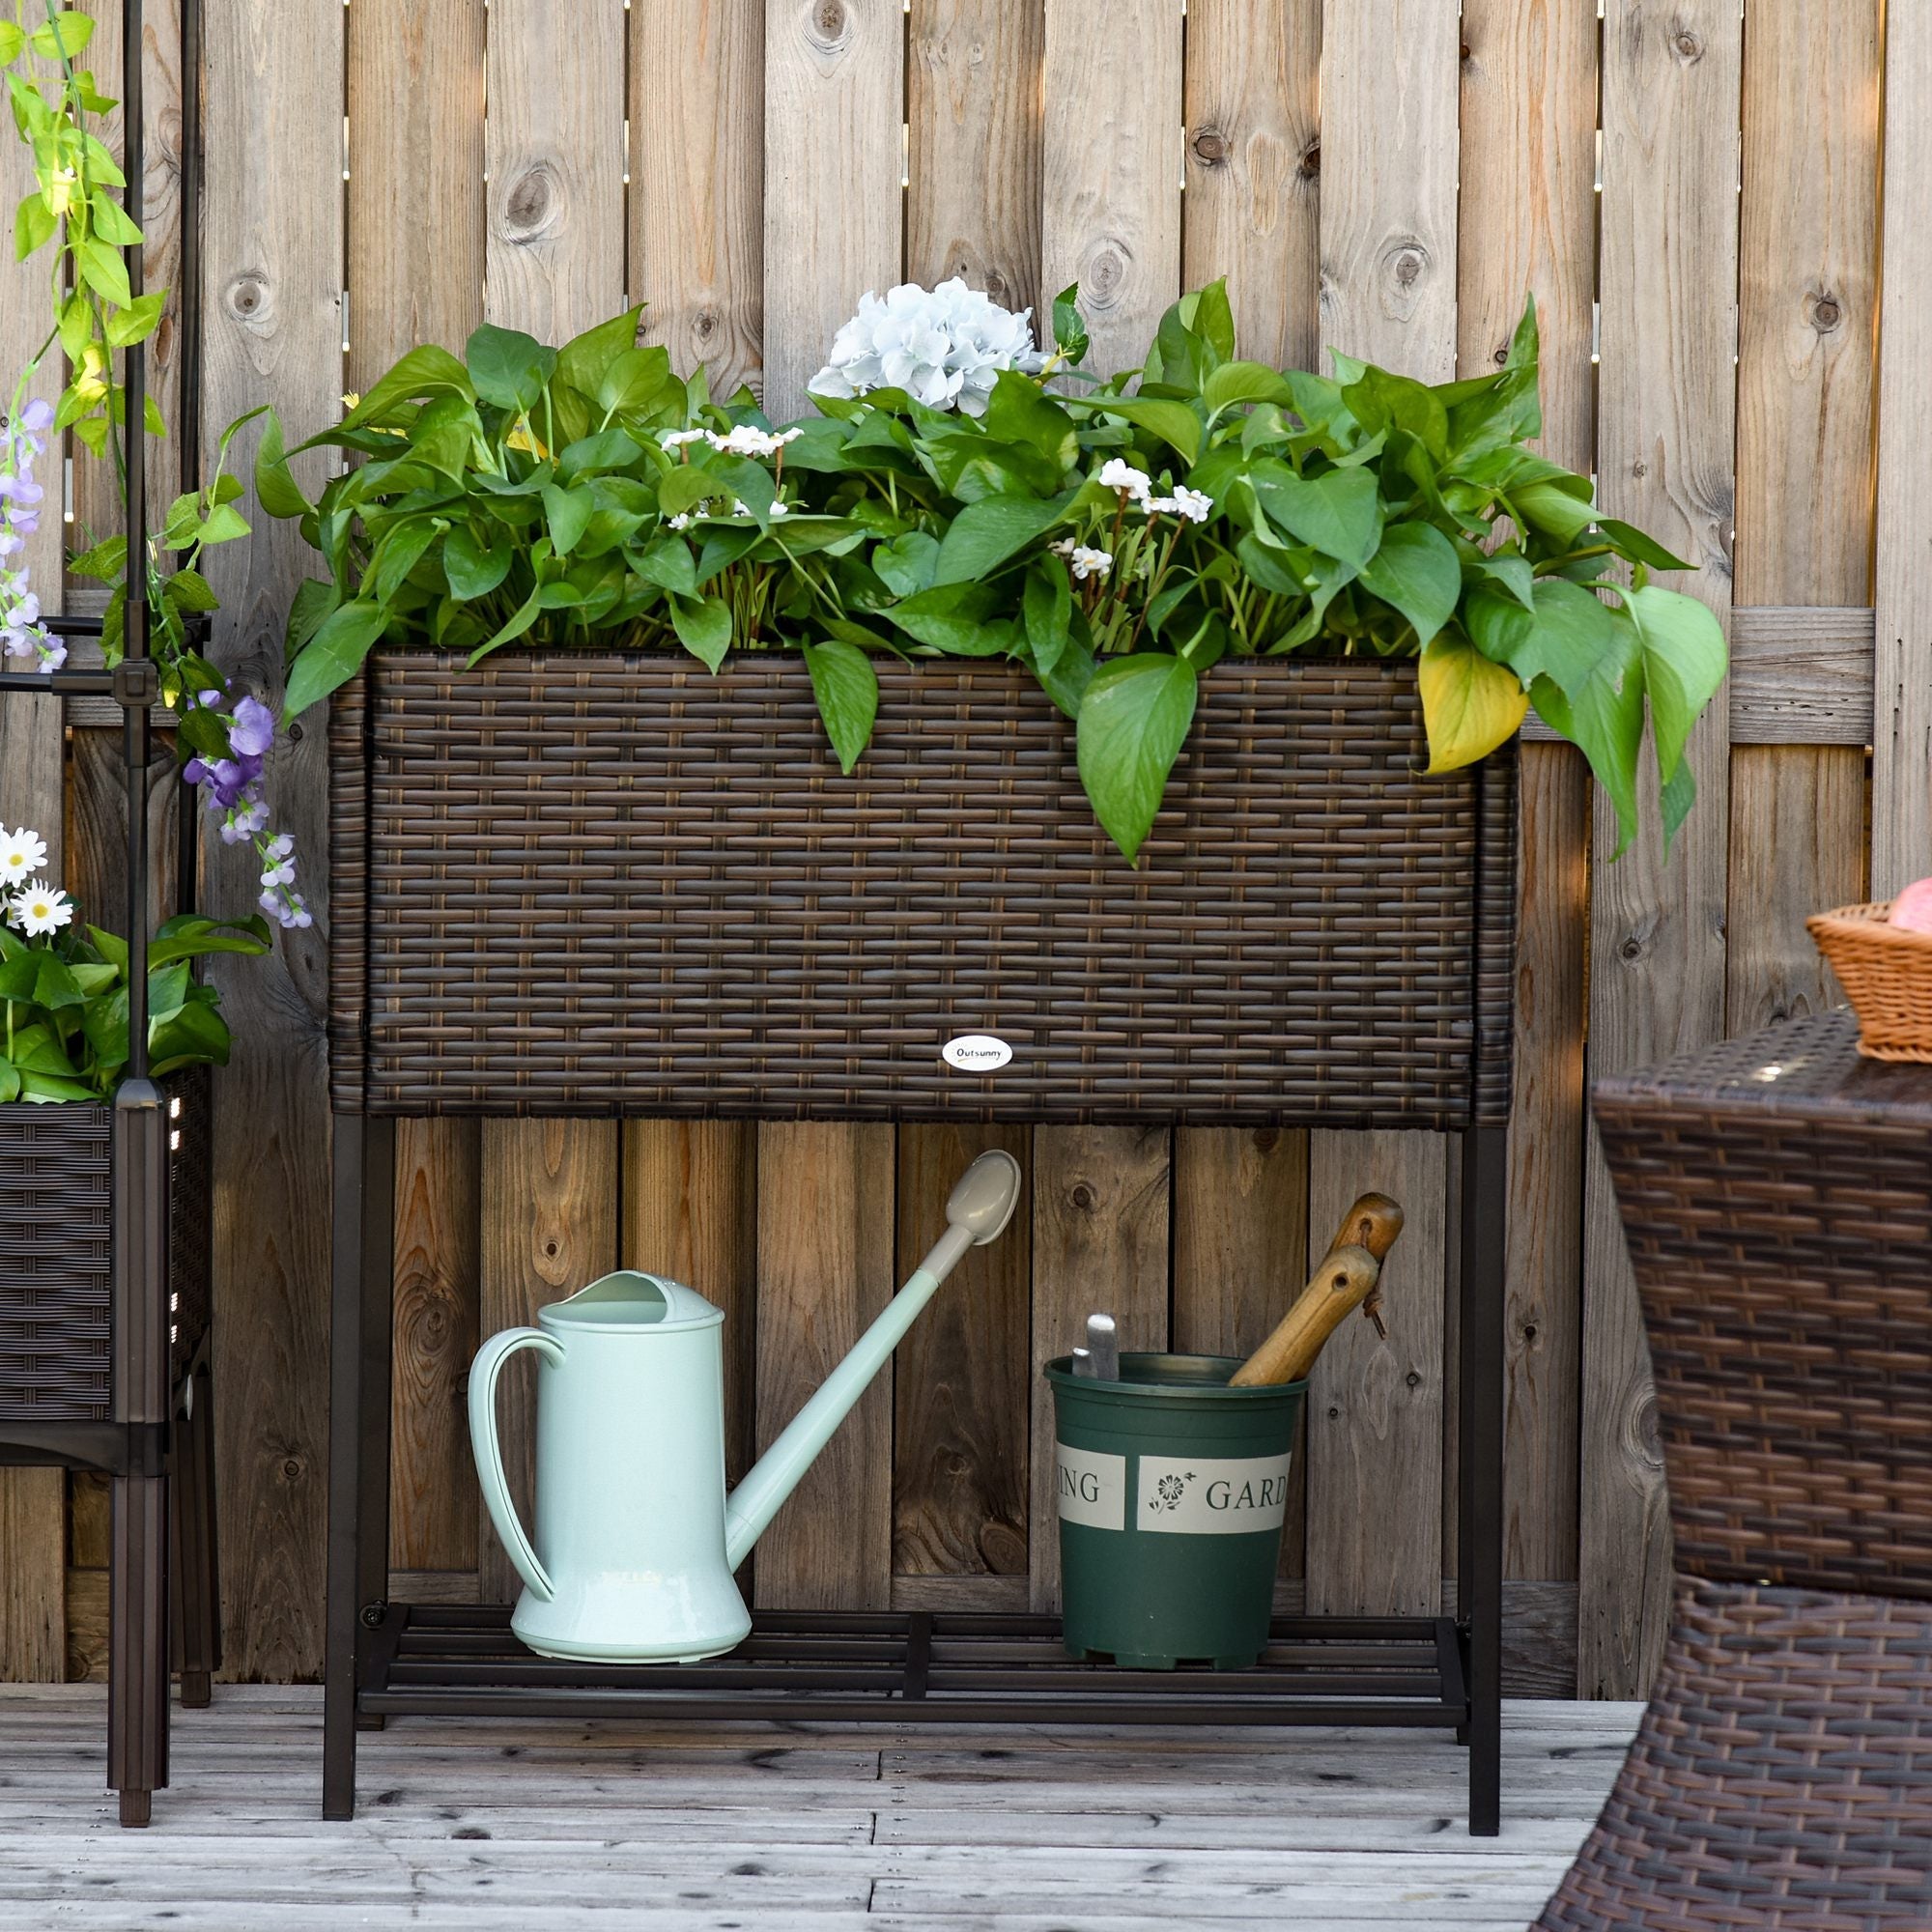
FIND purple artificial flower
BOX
[34,632,64,671]
[227,696,276,758]
[18,398,53,435]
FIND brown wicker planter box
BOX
[327,652,1516,1127]
[0,1068,213,1425]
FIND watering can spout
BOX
[723,1150,1022,1569]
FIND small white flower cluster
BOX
[666,498,791,533]
[810,279,1045,418]
[0,826,71,937]
[661,425,804,460]
[1051,538,1113,582]
[1096,460,1213,524]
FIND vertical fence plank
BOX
[907,0,1042,315]
[621,1122,757,1491]
[346,0,488,1587]
[753,1122,895,1609]
[200,0,345,1682]
[1873,10,1932,895]
[1041,0,1182,377]
[1181,0,1321,370]
[1311,0,1458,1619]
[893,1125,1031,1582]
[1728,0,1878,1024]
[1028,1126,1170,1613]
[762,0,903,419]
[484,0,627,345]
[474,0,628,1608]
[1173,1127,1310,1585]
[1580,0,1742,1699]
[1458,0,1599,1596]
[387,1119,480,1577]
[476,1122,619,1604]
[1305,1132,1447,1615]
[631,0,764,399]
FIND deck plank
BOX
[0,1688,1630,1927]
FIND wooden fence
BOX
[0,0,1915,1699]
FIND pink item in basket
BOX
[1889,877,1932,934]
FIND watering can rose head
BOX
[263,276,1725,867]
[468,1151,1021,1663]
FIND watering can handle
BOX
[468,1326,563,1604]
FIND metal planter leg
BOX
[169,1355,220,1708]
[325,1115,394,1821]
[1459,1122,1506,1836]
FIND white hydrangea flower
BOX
[10,878,71,936]
[0,825,47,884]
[809,279,1044,418]
[1067,546,1113,582]
[1097,459,1153,503]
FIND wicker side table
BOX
[1537,1009,1932,1929]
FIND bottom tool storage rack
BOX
[359,1606,1474,1731]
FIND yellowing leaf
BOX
[1418,633,1528,774]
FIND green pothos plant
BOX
[262,276,1726,865]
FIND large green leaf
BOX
[333,346,473,435]
[443,526,511,602]
[283,601,388,719]
[1466,577,1617,699]
[1614,582,1728,847]
[1357,523,1462,647]
[801,637,879,774]
[466,324,556,414]
[1075,653,1199,863]
[1529,619,1646,857]
[930,494,1073,586]
[668,593,731,670]
[554,305,644,400]
[1203,360,1293,414]
[1251,463,1381,568]
[1022,555,1072,677]
[1093,396,1201,466]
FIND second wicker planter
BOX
[327,652,1516,1129]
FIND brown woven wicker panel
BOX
[1595,1012,1932,1601]
[0,1075,215,1425]
[0,1101,113,1419]
[1535,1579,1932,1930]
[329,651,1517,1126]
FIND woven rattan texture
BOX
[1535,1580,1932,1930]
[1807,903,1932,1063]
[327,652,1517,1126]
[0,1075,214,1424]
[0,1102,112,1418]
[1595,1012,1932,1600]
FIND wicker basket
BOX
[1806,899,1932,1062]
[0,1068,213,1425]
[327,651,1518,1129]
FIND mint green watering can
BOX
[469,1150,1022,1662]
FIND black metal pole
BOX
[173,0,203,917]
[106,0,171,1830]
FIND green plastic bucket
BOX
[1046,1352,1306,1669]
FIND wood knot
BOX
[1191,126,1230,167]
[226,271,268,323]
[692,307,719,345]
[807,0,851,49]
[1672,27,1703,63]
[1297,140,1320,181]
[1069,1182,1094,1211]
[1493,342,1510,366]
[1253,1127,1279,1154]
[280,1457,303,1484]
[1391,245,1425,292]
[1809,290,1843,333]
[504,164,554,240]
[1083,242,1125,306]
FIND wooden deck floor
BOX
[0,1687,1637,1929]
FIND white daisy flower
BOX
[1050,538,1078,557]
[11,878,72,936]
[661,429,709,450]
[667,513,693,531]
[1067,546,1113,582]
[1097,459,1152,503]
[0,826,47,883]
[769,498,790,518]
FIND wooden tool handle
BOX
[1324,1191,1405,1263]
[1228,1244,1381,1387]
